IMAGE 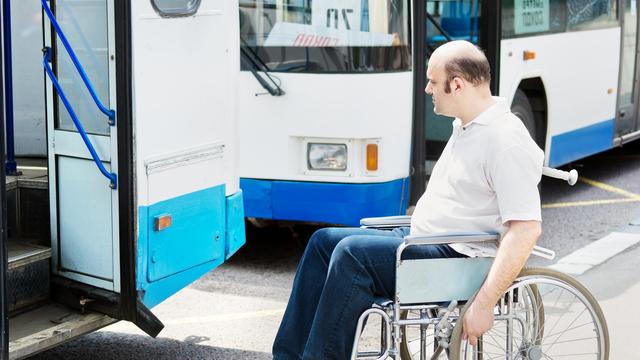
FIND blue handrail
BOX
[41,0,116,124]
[43,48,117,189]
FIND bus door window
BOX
[424,1,483,162]
[501,0,616,39]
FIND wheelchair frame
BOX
[351,216,608,360]
[351,218,503,359]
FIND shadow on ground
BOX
[30,331,271,360]
[189,221,322,302]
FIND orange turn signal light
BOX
[366,144,378,171]
[523,50,536,61]
[154,214,172,231]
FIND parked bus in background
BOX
[237,0,639,227]
[1,1,244,358]
[238,0,413,226]
[425,0,634,169]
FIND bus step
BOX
[9,303,115,360]
[6,167,49,246]
[8,242,51,315]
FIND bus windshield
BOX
[239,0,411,73]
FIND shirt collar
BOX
[452,97,509,129]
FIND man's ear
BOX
[452,77,464,93]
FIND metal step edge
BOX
[6,177,18,191]
[16,177,48,190]
[9,311,115,360]
[8,244,52,271]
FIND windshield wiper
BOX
[241,44,285,96]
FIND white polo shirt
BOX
[410,97,544,257]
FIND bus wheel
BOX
[511,89,538,143]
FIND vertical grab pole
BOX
[0,1,9,356]
[410,0,427,206]
[2,0,18,176]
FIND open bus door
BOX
[3,1,243,358]
[616,0,640,144]
[40,0,161,336]
[1,14,9,355]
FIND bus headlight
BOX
[307,143,347,171]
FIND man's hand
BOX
[461,220,541,347]
[462,299,495,347]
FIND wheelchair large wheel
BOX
[399,272,543,359]
[448,268,609,360]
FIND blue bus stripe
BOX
[549,119,615,167]
[241,178,410,226]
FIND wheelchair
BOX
[351,168,609,360]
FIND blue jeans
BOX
[272,227,466,360]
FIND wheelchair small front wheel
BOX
[399,308,451,359]
[448,268,609,360]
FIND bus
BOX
[0,1,244,358]
[237,0,639,226]
[238,0,412,226]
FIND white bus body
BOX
[2,1,245,358]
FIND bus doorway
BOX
[616,0,640,143]
[412,0,499,203]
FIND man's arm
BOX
[462,219,542,346]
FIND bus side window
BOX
[151,0,201,17]
[501,0,567,38]
[567,0,618,30]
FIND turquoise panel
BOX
[136,187,247,308]
[146,186,226,282]
[225,190,246,260]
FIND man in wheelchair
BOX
[273,40,544,360]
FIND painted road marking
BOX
[549,232,640,275]
[542,176,640,208]
[579,177,640,199]
[542,198,639,209]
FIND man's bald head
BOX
[430,40,491,93]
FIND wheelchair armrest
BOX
[403,232,499,246]
[360,215,411,228]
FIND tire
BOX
[448,268,609,360]
[511,89,539,145]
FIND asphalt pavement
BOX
[32,141,640,359]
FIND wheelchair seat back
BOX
[396,257,492,304]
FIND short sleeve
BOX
[489,145,543,224]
